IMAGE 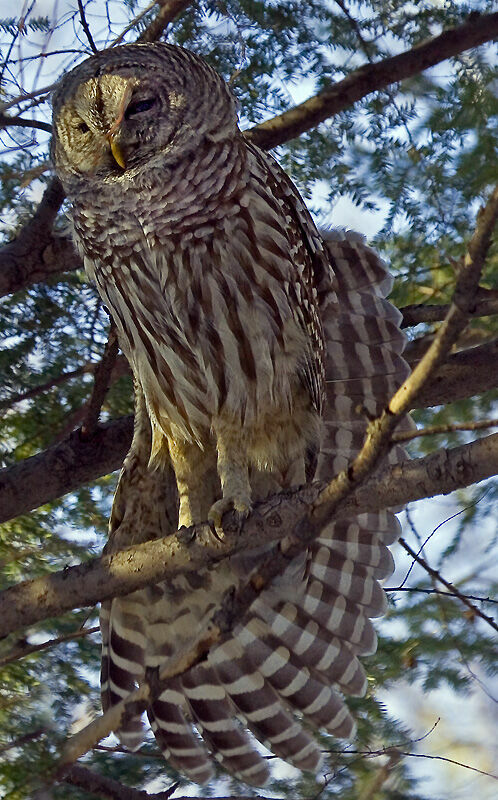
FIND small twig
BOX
[111,1,157,46]
[0,625,99,667]
[384,586,498,604]
[393,417,498,442]
[77,0,98,54]
[327,746,497,781]
[81,324,119,438]
[399,538,498,633]
[0,727,45,754]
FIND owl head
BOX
[51,43,238,186]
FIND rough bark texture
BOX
[1,432,496,639]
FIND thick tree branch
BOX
[137,0,192,43]
[0,178,81,297]
[62,764,176,800]
[245,11,498,150]
[1,339,497,523]
[1,432,497,639]
[400,289,498,328]
[0,416,134,523]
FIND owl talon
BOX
[208,495,251,532]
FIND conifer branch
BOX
[246,12,498,149]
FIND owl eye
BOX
[125,97,156,119]
[78,121,90,133]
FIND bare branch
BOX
[0,728,45,755]
[1,431,497,639]
[0,178,81,298]
[246,12,498,150]
[393,417,498,443]
[0,416,134,524]
[415,338,498,407]
[62,764,177,799]
[384,587,498,605]
[399,539,498,633]
[400,288,498,328]
[137,0,193,44]
[81,323,119,437]
[0,112,52,133]
[0,625,99,667]
[77,0,98,54]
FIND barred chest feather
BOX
[70,139,325,449]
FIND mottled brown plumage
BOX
[51,43,409,785]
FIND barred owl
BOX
[51,43,409,785]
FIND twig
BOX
[326,746,497,781]
[136,0,192,44]
[246,12,498,150]
[399,539,498,633]
[81,324,119,437]
[77,0,98,54]
[111,1,157,47]
[384,587,498,605]
[392,417,498,442]
[0,625,99,667]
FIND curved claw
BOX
[208,495,251,531]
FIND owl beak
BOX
[108,136,126,169]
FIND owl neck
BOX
[69,134,248,244]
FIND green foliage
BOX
[0,1,496,799]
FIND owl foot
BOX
[208,494,251,532]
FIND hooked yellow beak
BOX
[108,136,126,169]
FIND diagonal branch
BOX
[398,539,498,633]
[137,0,193,44]
[245,11,498,150]
[1,431,497,640]
[0,178,80,298]
[311,185,498,528]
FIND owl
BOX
[51,44,409,786]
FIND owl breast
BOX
[73,141,321,460]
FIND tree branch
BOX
[0,625,99,667]
[136,0,192,44]
[0,178,81,298]
[400,289,498,328]
[1,431,497,639]
[62,764,176,799]
[398,539,498,633]
[1,338,496,523]
[0,416,134,523]
[245,11,498,150]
